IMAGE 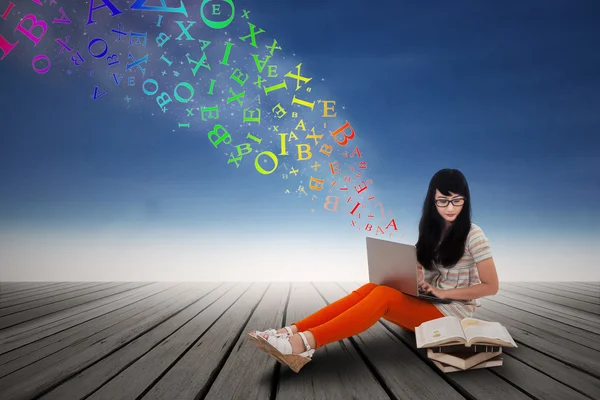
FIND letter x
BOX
[285,63,312,91]
[175,21,196,40]
[56,36,71,54]
[239,22,265,48]
[126,52,148,75]
[242,10,250,19]
[228,153,242,167]
[186,108,194,116]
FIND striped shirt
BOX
[422,223,493,319]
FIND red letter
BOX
[0,35,18,60]
[331,121,356,146]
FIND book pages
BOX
[460,318,518,347]
[416,316,465,348]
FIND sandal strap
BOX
[297,332,313,352]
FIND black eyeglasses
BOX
[435,198,465,207]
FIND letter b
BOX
[208,125,232,147]
[297,144,312,161]
[15,14,47,46]
[309,177,324,191]
[324,196,339,212]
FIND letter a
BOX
[87,0,123,25]
[130,0,188,17]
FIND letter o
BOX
[255,151,278,175]
[32,54,50,74]
[143,79,158,96]
[174,82,194,103]
[88,38,108,59]
[201,0,234,29]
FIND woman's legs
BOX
[252,283,378,338]
[279,283,379,335]
[286,284,444,352]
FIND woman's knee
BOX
[354,282,378,298]
[370,285,405,305]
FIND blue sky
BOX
[0,0,598,281]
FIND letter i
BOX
[246,133,262,143]
[160,54,172,66]
[279,133,288,155]
[220,41,234,66]
[157,15,163,27]
[349,202,360,215]
[207,79,216,95]
[1,2,15,19]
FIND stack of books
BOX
[415,316,517,373]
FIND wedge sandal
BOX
[247,326,293,338]
[254,331,315,373]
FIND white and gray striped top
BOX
[423,223,493,319]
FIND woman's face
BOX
[435,189,465,224]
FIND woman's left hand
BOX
[420,282,447,299]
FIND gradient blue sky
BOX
[1,0,599,281]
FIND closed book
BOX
[431,355,503,373]
[427,348,502,370]
[430,344,502,354]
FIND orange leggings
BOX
[293,283,444,348]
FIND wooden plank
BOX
[492,338,600,400]
[0,282,83,301]
[0,282,198,376]
[479,299,600,351]
[496,288,600,326]
[37,282,230,400]
[575,282,600,288]
[133,283,270,400]
[489,352,592,400]
[0,282,170,353]
[0,282,158,344]
[539,282,600,297]
[314,282,467,400]
[486,293,600,335]
[0,282,31,290]
[0,282,65,296]
[0,283,185,370]
[508,282,599,305]
[204,283,290,400]
[0,282,210,400]
[475,307,600,377]
[275,283,400,400]
[500,283,600,322]
[340,282,532,400]
[0,282,113,309]
[0,282,124,316]
[0,282,149,330]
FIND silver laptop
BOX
[366,237,452,304]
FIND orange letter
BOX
[331,121,355,146]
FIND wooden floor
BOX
[0,281,599,400]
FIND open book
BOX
[415,316,517,348]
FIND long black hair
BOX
[416,169,472,270]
